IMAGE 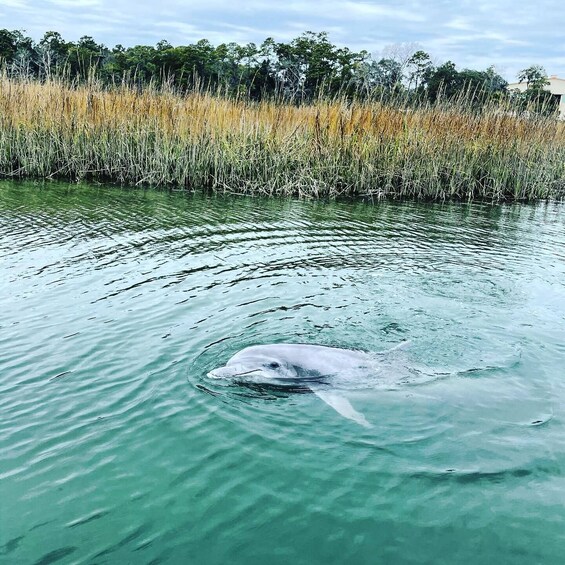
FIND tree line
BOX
[0,28,559,113]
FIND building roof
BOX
[507,76,565,95]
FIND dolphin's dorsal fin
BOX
[313,390,372,428]
[382,340,411,353]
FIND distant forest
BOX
[0,29,558,111]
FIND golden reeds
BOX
[0,75,564,201]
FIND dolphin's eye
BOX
[268,362,280,369]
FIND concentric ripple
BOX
[1,181,565,564]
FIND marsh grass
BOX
[1,75,564,201]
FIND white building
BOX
[507,75,565,117]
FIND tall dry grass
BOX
[0,75,564,200]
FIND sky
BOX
[1,0,564,80]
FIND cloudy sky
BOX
[2,0,564,80]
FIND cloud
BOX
[445,17,473,31]
[277,1,425,22]
[2,0,29,7]
[1,0,563,79]
[49,0,102,6]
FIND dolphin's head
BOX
[207,347,299,385]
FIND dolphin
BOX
[207,342,411,428]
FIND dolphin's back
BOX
[233,343,372,377]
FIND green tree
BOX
[273,32,363,100]
[514,66,558,116]
[374,58,403,90]
[0,29,20,63]
[484,66,507,92]
[0,29,35,75]
[66,36,108,79]
[422,62,507,104]
[423,61,461,100]
[517,65,549,90]
[114,44,157,84]
[406,50,432,91]
[37,31,68,77]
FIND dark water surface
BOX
[1,181,564,564]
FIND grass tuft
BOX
[0,75,564,201]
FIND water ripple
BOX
[1,182,565,564]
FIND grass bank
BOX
[1,77,564,201]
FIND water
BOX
[1,181,564,564]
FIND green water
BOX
[1,181,564,564]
